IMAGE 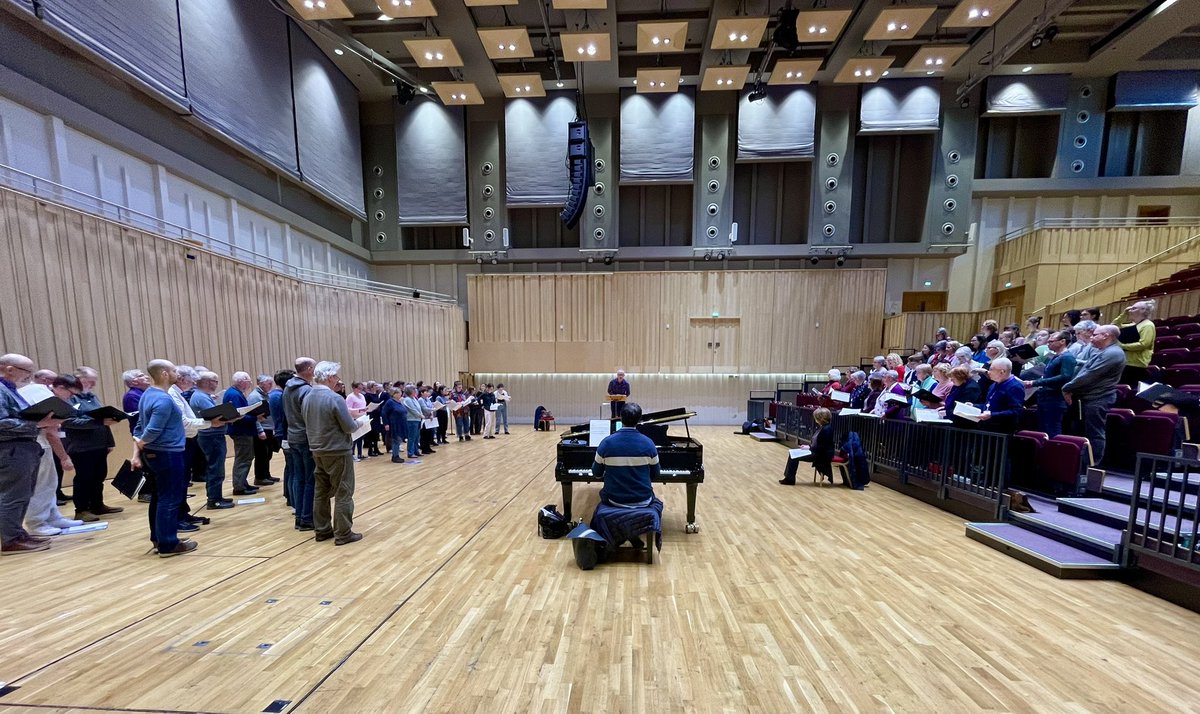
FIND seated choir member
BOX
[780,408,835,485]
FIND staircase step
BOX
[1058,497,1131,529]
[749,431,778,442]
[1102,475,1199,514]
[1008,510,1123,561]
[965,523,1121,579]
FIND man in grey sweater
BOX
[302,361,362,546]
[1062,325,1126,464]
[283,358,316,531]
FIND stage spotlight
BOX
[475,256,483,264]
[835,255,845,267]
[810,256,820,265]
[748,82,767,103]
[773,7,800,51]
[718,251,727,261]
[959,96,970,109]
[703,252,712,261]
[412,290,421,299]
[490,256,498,265]
[397,83,417,105]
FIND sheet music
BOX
[788,447,811,459]
[588,419,611,447]
[953,402,983,422]
[422,417,438,429]
[350,415,371,441]
[829,390,851,403]
[912,408,952,424]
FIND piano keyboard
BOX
[566,468,692,476]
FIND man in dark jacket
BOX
[283,358,317,531]
[63,366,120,520]
[978,358,1025,434]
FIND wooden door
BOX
[712,319,741,372]
[901,291,948,312]
[992,285,1025,314]
[689,319,716,373]
[1137,205,1170,225]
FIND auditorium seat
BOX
[1152,348,1192,367]
[1019,407,1040,433]
[1103,409,1137,469]
[1041,438,1085,494]
[1113,384,1134,410]
[1010,431,1047,491]
[1174,323,1200,336]
[1182,333,1200,349]
[1162,367,1200,388]
[1052,434,1094,470]
[1154,336,1182,351]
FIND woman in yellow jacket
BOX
[1119,299,1157,387]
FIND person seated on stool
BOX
[589,402,662,552]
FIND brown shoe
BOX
[23,534,51,544]
[334,532,363,546]
[158,540,198,558]
[75,511,101,523]
[94,504,125,515]
[2,538,51,555]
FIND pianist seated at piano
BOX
[589,402,664,551]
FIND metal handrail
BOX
[0,163,457,304]
[1000,217,1200,243]
[1029,231,1200,317]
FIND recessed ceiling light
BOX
[316,0,325,7]
[435,52,444,60]
[304,0,314,7]
[739,33,748,41]
[404,0,412,5]
[926,70,934,75]
[424,52,433,60]
[887,22,896,31]
[334,48,344,55]
[1022,65,1033,72]
[586,44,596,55]
[556,81,564,87]
[882,70,889,76]
[525,84,531,91]
[577,47,584,55]
[378,13,391,20]
[508,43,516,51]
[420,86,428,92]
[664,38,670,44]
[900,23,908,30]
[785,71,794,78]
[854,69,862,77]
[808,25,817,33]
[652,36,660,45]
[632,79,637,85]
[864,69,872,76]
[728,31,738,41]
[391,0,399,4]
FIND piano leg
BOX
[685,483,699,533]
[561,482,574,522]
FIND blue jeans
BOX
[290,442,316,526]
[143,449,186,550]
[406,420,421,457]
[278,437,295,506]
[456,414,470,438]
[196,433,227,503]
[496,403,508,433]
[1037,394,1067,438]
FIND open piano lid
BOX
[561,407,696,440]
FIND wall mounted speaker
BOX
[594,182,606,195]
[707,156,721,170]
[706,226,719,239]
[1071,160,1085,173]
[1080,85,1092,98]
[1074,135,1087,148]
[706,203,719,216]
[374,210,386,221]
[594,159,605,173]
[372,188,384,200]
[941,222,955,235]
[945,174,959,188]
[593,205,605,218]
[375,232,387,244]
[825,177,838,191]
[826,152,839,167]
[481,162,493,175]
[483,207,495,220]
[482,184,494,198]
[1077,110,1090,124]
[593,227,605,241]
[707,179,720,193]
[372,166,383,176]
[823,200,836,214]
[484,229,496,242]
[947,150,961,164]
[823,224,835,237]
[944,198,957,212]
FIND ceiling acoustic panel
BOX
[942,0,1017,28]
[375,0,436,19]
[904,45,968,74]
[478,27,534,60]
[701,65,750,91]
[560,32,611,62]
[636,67,682,93]
[768,58,822,85]
[711,17,769,50]
[403,38,464,68]
[287,0,353,20]
[498,73,547,98]
[834,57,895,84]
[794,10,852,43]
[432,81,484,105]
[637,21,688,53]
[864,6,937,41]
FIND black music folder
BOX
[912,388,943,404]
[243,400,269,418]
[83,405,133,422]
[18,396,77,420]
[197,402,240,421]
[1007,344,1038,360]
[112,460,146,500]
[1118,325,1141,344]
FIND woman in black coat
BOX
[780,408,835,485]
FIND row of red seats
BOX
[1010,431,1091,494]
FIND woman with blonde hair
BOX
[1119,299,1157,387]
[885,353,905,381]
[780,408,836,485]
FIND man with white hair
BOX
[172,366,228,510]
[1062,325,1126,463]
[302,361,361,546]
[1,354,67,554]
[132,359,196,557]
[247,374,279,488]
[121,368,151,436]
[62,366,122,520]
[223,372,266,496]
[606,369,630,419]
[976,357,1025,434]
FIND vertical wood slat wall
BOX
[881,307,1019,353]
[993,225,1200,317]
[466,270,887,374]
[0,188,467,408]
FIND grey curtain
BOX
[985,74,1068,114]
[290,23,365,217]
[620,88,695,183]
[396,102,467,225]
[36,0,186,104]
[859,79,941,133]
[505,93,575,206]
[1112,70,1200,111]
[179,0,299,175]
[737,86,816,160]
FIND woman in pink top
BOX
[345,382,368,461]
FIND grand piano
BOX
[555,407,704,533]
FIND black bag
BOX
[538,504,570,539]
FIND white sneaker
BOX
[28,524,63,536]
[50,517,84,528]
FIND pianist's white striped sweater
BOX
[592,426,661,507]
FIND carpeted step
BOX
[965,523,1121,579]
[1102,475,1199,515]
[1008,509,1123,562]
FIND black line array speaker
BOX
[560,120,595,230]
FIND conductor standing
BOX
[606,369,630,419]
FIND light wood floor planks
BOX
[1,427,1199,713]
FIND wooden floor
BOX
[1,426,1198,713]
